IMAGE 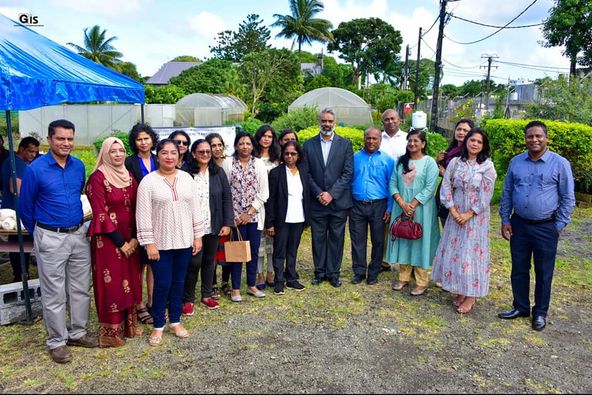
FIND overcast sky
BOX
[1,0,571,86]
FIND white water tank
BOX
[412,111,427,130]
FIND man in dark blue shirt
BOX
[19,119,97,363]
[1,136,39,282]
[498,120,576,331]
[350,126,394,285]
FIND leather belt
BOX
[37,222,84,234]
[355,198,387,206]
[514,214,555,225]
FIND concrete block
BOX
[0,279,43,325]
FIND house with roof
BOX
[146,61,201,85]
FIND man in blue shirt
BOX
[19,119,97,363]
[350,127,394,285]
[1,136,39,282]
[498,120,576,331]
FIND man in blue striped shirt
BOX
[350,126,395,285]
[498,120,576,331]
[20,119,97,363]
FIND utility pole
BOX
[414,28,422,108]
[401,45,410,90]
[481,54,499,115]
[429,0,460,133]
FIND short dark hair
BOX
[278,128,298,145]
[129,123,158,154]
[48,119,75,137]
[232,131,256,158]
[525,120,547,136]
[460,128,490,164]
[281,140,304,165]
[18,136,40,150]
[155,138,179,156]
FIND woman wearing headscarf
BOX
[86,137,142,347]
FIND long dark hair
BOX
[254,125,281,163]
[397,130,427,174]
[188,139,220,176]
[446,118,475,152]
[281,140,304,165]
[168,130,191,164]
[232,131,256,158]
[460,128,490,164]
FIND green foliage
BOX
[271,106,319,132]
[144,84,185,104]
[450,99,476,123]
[321,56,353,88]
[92,131,132,155]
[407,58,436,99]
[542,0,592,73]
[210,14,271,62]
[483,119,592,192]
[66,25,123,68]
[328,18,403,86]
[224,118,264,135]
[425,131,448,159]
[71,148,98,179]
[525,75,592,125]
[360,84,413,113]
[170,59,244,97]
[272,0,333,53]
[115,61,143,82]
[239,49,302,121]
[441,84,461,98]
[303,74,332,92]
[170,55,200,62]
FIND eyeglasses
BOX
[174,140,189,146]
[284,152,298,157]
[196,150,211,156]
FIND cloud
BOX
[48,0,148,17]
[187,11,225,40]
[321,0,389,27]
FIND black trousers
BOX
[510,215,559,317]
[8,234,32,282]
[183,234,219,302]
[349,199,387,281]
[310,207,348,281]
[272,222,304,285]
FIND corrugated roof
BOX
[146,61,201,85]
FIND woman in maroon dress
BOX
[86,137,143,347]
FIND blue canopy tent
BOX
[0,14,144,322]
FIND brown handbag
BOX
[390,213,423,241]
[224,228,251,263]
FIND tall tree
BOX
[67,25,123,68]
[115,62,143,82]
[327,18,402,85]
[272,0,333,53]
[169,59,245,97]
[542,0,592,75]
[407,59,437,99]
[210,14,271,62]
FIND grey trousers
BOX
[34,225,91,350]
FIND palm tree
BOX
[67,25,123,68]
[272,0,333,53]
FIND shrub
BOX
[483,119,592,193]
[271,106,319,132]
[93,131,132,154]
[225,118,264,135]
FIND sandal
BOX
[148,329,163,346]
[221,282,231,296]
[392,281,409,291]
[170,324,189,339]
[457,297,476,314]
[410,286,428,296]
[453,295,466,308]
[137,307,154,325]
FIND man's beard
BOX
[320,127,334,136]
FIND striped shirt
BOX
[136,170,204,250]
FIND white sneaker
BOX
[246,289,266,298]
[231,294,242,302]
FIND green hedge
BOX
[483,119,592,192]
[271,106,319,132]
[297,126,448,159]
[93,131,132,155]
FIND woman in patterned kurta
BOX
[432,128,497,314]
[86,137,142,347]
[385,130,440,296]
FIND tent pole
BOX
[5,110,33,322]
[141,103,145,124]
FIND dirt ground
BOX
[0,208,590,394]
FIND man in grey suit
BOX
[304,108,354,287]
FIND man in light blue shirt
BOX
[350,126,394,285]
[498,120,576,331]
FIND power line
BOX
[420,37,480,70]
[422,15,440,37]
[450,14,543,29]
[444,0,539,45]
[496,60,570,71]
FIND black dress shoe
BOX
[330,278,342,288]
[498,307,530,320]
[532,316,546,331]
[351,274,365,284]
[311,277,323,286]
[366,278,378,285]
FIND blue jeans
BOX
[230,223,261,289]
[150,247,192,328]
